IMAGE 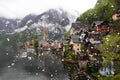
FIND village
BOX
[19,10,120,80]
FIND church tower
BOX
[43,26,47,41]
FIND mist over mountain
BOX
[0,17,19,32]
[0,8,76,40]
[0,8,76,31]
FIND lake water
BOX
[0,51,69,80]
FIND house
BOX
[62,40,69,46]
[70,22,81,35]
[70,21,88,35]
[79,30,89,43]
[39,40,47,46]
[88,32,101,44]
[43,43,51,51]
[112,10,120,21]
[92,21,110,33]
[88,31,100,37]
[89,38,101,44]
[70,35,81,54]
[26,41,34,48]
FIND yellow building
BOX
[70,35,81,54]
[112,11,120,21]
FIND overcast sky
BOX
[0,0,97,18]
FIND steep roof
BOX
[93,21,108,27]
[62,40,68,45]
[93,21,104,26]
[71,22,88,30]
[71,35,81,43]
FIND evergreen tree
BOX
[99,33,120,65]
[79,0,118,25]
[34,38,39,56]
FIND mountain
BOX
[0,8,76,40]
[17,9,76,40]
[18,14,36,28]
[35,9,70,26]
[0,17,20,32]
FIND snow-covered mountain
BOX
[0,8,76,39]
[0,17,20,32]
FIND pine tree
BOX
[34,38,39,56]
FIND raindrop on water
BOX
[7,38,10,41]
[8,65,11,68]
[6,53,8,55]
[11,63,15,66]
[28,57,32,60]
[51,74,54,77]
[42,69,45,72]
[35,73,39,76]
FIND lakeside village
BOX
[19,11,120,80]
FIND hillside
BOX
[79,0,120,26]
[75,0,120,79]
[64,0,120,79]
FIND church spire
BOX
[43,26,47,40]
